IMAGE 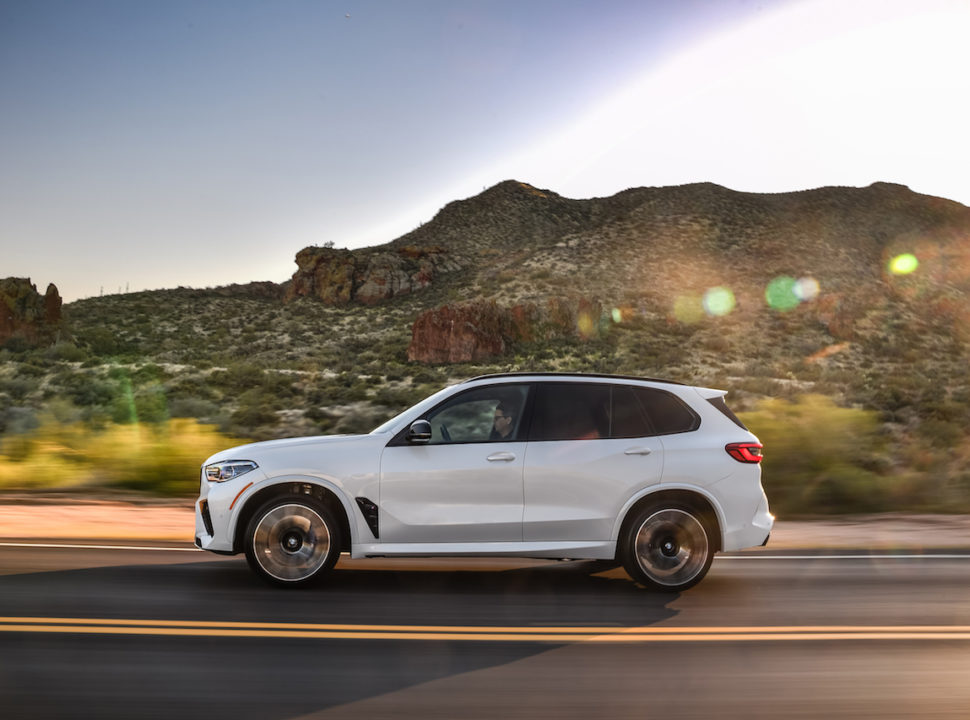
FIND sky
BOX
[2,0,968,303]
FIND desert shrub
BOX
[56,371,119,408]
[2,337,31,354]
[132,385,169,423]
[168,375,218,402]
[372,385,425,412]
[410,369,442,384]
[47,342,89,363]
[305,406,338,432]
[209,362,267,391]
[169,397,222,421]
[0,377,38,402]
[918,419,963,450]
[0,406,39,436]
[230,389,281,429]
[740,395,892,515]
[333,405,393,434]
[209,363,295,399]
[130,363,167,385]
[15,361,49,377]
[76,327,124,356]
[0,417,245,495]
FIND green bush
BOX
[740,395,891,515]
[0,417,245,495]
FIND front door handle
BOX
[487,452,516,462]
[624,447,652,456]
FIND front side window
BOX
[425,384,529,444]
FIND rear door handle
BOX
[487,452,516,462]
[624,447,652,456]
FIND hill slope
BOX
[3,180,970,510]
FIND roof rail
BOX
[460,372,686,386]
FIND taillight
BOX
[726,442,763,463]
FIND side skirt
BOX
[351,540,616,560]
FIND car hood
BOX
[202,432,385,466]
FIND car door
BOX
[379,383,530,543]
[523,383,664,542]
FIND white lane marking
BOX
[0,543,967,559]
[3,618,970,642]
[0,542,201,552]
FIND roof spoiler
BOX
[694,387,728,400]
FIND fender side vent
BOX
[199,500,214,536]
[355,497,380,538]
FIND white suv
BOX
[196,373,773,592]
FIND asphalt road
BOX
[1,544,969,719]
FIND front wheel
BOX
[621,504,714,592]
[244,497,341,587]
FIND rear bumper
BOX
[722,493,774,551]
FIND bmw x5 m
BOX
[196,373,773,592]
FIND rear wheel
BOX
[621,503,714,592]
[244,497,341,587]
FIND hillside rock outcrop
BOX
[285,245,459,305]
[407,297,604,363]
[0,278,62,346]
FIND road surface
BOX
[1,543,969,719]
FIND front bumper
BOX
[195,471,262,553]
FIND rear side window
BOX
[530,383,610,441]
[707,396,748,430]
[634,387,700,435]
[611,385,653,438]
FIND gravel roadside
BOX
[0,496,968,549]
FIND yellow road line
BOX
[1,618,970,642]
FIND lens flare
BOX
[889,253,919,275]
[611,308,623,323]
[673,294,705,324]
[577,311,596,338]
[765,276,800,311]
[703,287,736,316]
[793,277,820,301]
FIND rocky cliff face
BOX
[284,245,460,305]
[0,278,62,346]
[407,297,603,363]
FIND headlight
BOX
[205,460,258,483]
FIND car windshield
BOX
[369,383,458,435]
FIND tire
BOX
[244,497,341,587]
[620,502,714,592]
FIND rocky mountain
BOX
[6,180,970,509]
[267,179,970,365]
[0,278,62,347]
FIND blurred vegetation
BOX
[742,396,895,515]
[0,417,243,496]
[0,283,968,511]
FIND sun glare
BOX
[476,0,970,208]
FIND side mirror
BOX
[406,419,432,444]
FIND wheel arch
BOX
[614,487,723,558]
[232,479,353,555]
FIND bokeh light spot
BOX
[765,276,800,311]
[577,311,596,339]
[793,277,820,301]
[889,253,919,275]
[673,294,705,324]
[703,287,736,316]
[611,308,622,324]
